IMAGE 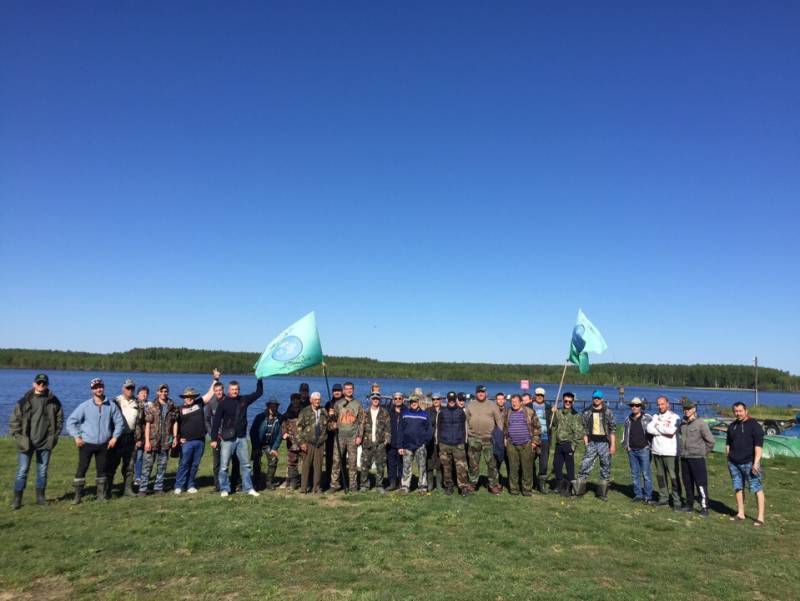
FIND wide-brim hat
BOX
[180,386,200,399]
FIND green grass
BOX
[1,437,798,600]
[714,405,798,420]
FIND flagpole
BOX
[549,360,569,430]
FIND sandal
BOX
[753,520,765,527]
[729,515,746,522]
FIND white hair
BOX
[310,391,322,399]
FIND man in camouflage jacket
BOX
[139,383,178,494]
[297,392,330,494]
[358,393,392,492]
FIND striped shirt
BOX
[507,410,531,445]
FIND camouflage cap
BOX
[123,378,136,388]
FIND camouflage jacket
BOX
[551,408,584,447]
[144,399,178,450]
[113,394,145,442]
[502,406,542,446]
[296,406,330,447]
[281,416,302,451]
[358,407,391,446]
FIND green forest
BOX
[1,347,798,391]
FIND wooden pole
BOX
[548,361,569,430]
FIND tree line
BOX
[0,347,797,391]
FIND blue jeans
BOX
[628,448,653,500]
[134,447,144,482]
[219,438,253,493]
[175,440,205,490]
[14,449,51,492]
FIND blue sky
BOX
[1,2,798,373]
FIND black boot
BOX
[595,480,609,501]
[96,477,108,502]
[559,480,571,498]
[36,488,46,506]
[385,479,398,492]
[105,476,114,500]
[123,473,135,497]
[73,479,85,505]
[11,491,23,510]
[538,478,549,495]
[265,465,277,490]
[573,479,586,496]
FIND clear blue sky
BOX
[1,2,798,373]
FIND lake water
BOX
[2,368,798,435]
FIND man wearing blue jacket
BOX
[386,393,405,491]
[66,378,125,504]
[250,398,283,490]
[399,395,433,494]
[438,391,469,496]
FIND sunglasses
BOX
[35,381,47,385]
[563,400,573,403]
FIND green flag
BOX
[254,312,324,377]
[568,309,608,374]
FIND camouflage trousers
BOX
[401,446,427,491]
[330,436,359,491]
[360,441,387,487]
[467,437,499,488]
[578,440,612,481]
[439,443,468,490]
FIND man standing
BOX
[679,400,715,517]
[106,378,144,498]
[323,383,343,489]
[66,378,124,504]
[622,397,653,503]
[438,391,469,496]
[174,387,206,494]
[399,395,432,494]
[530,387,551,494]
[359,392,391,492]
[576,390,616,501]
[250,399,283,490]
[205,378,239,492]
[503,394,541,496]
[280,393,304,490]
[297,392,329,494]
[386,392,405,492]
[426,393,444,492]
[328,382,363,493]
[465,385,503,495]
[726,402,765,526]
[210,378,264,497]
[133,385,151,486]
[9,373,63,509]
[647,395,681,509]
[550,392,583,497]
[139,383,178,495]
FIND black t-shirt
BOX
[726,417,764,464]
[179,403,206,441]
[628,415,648,450]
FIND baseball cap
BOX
[370,393,382,400]
[629,397,643,406]
[90,378,104,389]
[34,374,49,385]
[432,392,443,399]
[476,385,487,393]
[534,387,546,396]
[456,392,467,402]
[392,392,404,399]
[682,399,697,409]
[332,383,343,392]
[591,389,604,399]
[158,383,170,392]
[409,395,420,403]
[446,391,457,401]
[123,378,136,388]
[266,397,280,406]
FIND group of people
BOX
[8,371,767,525]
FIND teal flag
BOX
[254,312,324,377]
[568,309,608,374]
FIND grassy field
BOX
[714,405,798,420]
[1,437,798,601]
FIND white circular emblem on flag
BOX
[272,336,303,361]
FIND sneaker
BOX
[187,487,198,494]
[631,497,643,503]
[397,487,409,495]
[247,489,260,497]
[220,491,229,498]
[174,488,182,495]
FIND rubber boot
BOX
[595,480,609,501]
[538,477,549,495]
[292,475,302,491]
[73,479,85,505]
[574,479,587,496]
[11,491,23,510]
[385,479,398,492]
[96,477,108,502]
[105,476,115,500]
[123,472,135,497]
[265,465,277,490]
[559,480,571,498]
[36,488,46,506]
